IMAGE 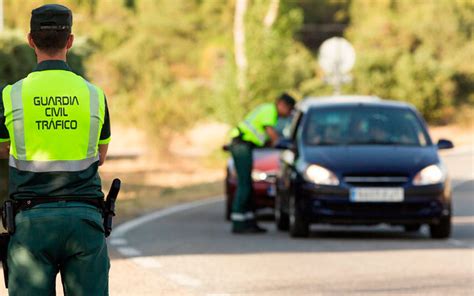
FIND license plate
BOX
[350,187,404,202]
[267,184,276,197]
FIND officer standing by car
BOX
[0,4,111,295]
[229,93,295,234]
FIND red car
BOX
[224,117,292,220]
[225,149,280,220]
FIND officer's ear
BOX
[27,33,37,50]
[66,34,74,50]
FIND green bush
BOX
[346,0,474,123]
[0,31,90,86]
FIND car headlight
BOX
[252,170,269,182]
[413,164,446,186]
[304,164,339,186]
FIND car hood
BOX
[302,146,440,176]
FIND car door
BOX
[277,110,304,209]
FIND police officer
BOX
[230,93,295,234]
[0,4,111,295]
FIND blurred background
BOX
[0,0,473,220]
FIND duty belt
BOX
[15,197,105,212]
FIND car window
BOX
[303,106,429,146]
[289,111,303,140]
[275,114,294,138]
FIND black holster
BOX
[2,201,16,235]
[0,233,9,288]
[103,179,121,237]
[1,199,16,289]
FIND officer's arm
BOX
[98,96,111,166]
[0,142,9,159]
[265,126,279,146]
[98,144,108,166]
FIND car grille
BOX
[343,176,409,187]
[321,202,441,217]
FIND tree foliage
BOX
[0,0,472,133]
[346,0,474,122]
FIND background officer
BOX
[0,4,111,295]
[229,93,295,234]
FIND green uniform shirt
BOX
[233,103,278,147]
[0,60,111,200]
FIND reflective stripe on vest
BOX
[85,81,100,158]
[236,104,277,147]
[9,156,99,173]
[242,119,266,145]
[4,72,104,173]
[11,80,26,159]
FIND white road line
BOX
[109,238,128,246]
[447,239,474,249]
[131,257,163,269]
[110,197,223,290]
[111,196,223,238]
[447,238,474,249]
[116,247,142,257]
[167,273,202,288]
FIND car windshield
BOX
[303,106,430,146]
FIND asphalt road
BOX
[108,147,474,296]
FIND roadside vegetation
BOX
[1,0,473,206]
[1,1,472,129]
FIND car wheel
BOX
[429,215,451,239]
[289,193,309,238]
[275,192,289,231]
[404,224,421,232]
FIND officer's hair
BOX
[277,93,296,108]
[30,30,71,55]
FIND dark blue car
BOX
[275,96,454,238]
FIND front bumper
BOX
[296,182,451,225]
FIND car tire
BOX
[429,215,451,239]
[275,192,289,231]
[289,194,309,238]
[404,224,421,232]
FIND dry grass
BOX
[101,176,223,224]
[430,106,474,147]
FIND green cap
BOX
[30,4,72,32]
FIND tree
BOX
[346,0,474,122]
[234,0,249,104]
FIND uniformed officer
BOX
[230,93,295,234]
[0,4,111,295]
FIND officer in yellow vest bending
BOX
[0,4,111,295]
[230,93,295,234]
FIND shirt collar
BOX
[34,60,72,72]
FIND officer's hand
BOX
[0,142,10,159]
[98,144,109,166]
[265,127,279,147]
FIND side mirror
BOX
[275,138,295,151]
[437,139,454,150]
